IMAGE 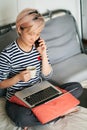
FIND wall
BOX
[81,0,87,39]
[18,0,81,35]
[0,0,18,26]
[0,0,81,35]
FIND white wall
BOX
[18,0,81,36]
[0,0,18,26]
[0,0,81,35]
[81,0,87,39]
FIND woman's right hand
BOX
[18,70,31,82]
[0,69,31,89]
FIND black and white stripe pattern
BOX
[0,41,42,100]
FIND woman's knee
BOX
[60,82,83,98]
[73,82,83,93]
[69,82,83,98]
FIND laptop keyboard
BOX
[24,86,61,106]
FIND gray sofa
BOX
[41,10,87,85]
[0,9,87,130]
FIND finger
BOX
[22,70,30,76]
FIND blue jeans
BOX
[5,82,83,128]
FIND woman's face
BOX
[19,26,42,47]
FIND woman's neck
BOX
[17,38,32,52]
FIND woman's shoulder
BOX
[5,41,17,49]
[0,41,18,59]
[1,41,17,53]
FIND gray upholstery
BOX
[41,13,87,85]
[41,14,81,64]
[51,54,87,85]
[0,29,17,52]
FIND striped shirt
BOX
[0,41,43,100]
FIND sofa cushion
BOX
[0,29,17,52]
[41,14,81,64]
[50,54,87,85]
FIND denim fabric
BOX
[60,82,83,98]
[5,101,41,127]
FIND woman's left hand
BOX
[37,38,47,56]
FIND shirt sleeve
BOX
[40,48,53,80]
[41,68,53,80]
[0,50,11,81]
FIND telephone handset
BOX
[35,37,40,48]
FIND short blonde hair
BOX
[16,8,45,34]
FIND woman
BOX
[0,8,83,130]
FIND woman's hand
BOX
[0,69,31,88]
[18,70,31,82]
[36,38,52,77]
[37,38,47,57]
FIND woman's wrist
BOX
[41,51,48,59]
[15,73,21,82]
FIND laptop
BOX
[15,81,80,124]
[15,81,62,108]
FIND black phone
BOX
[35,37,40,48]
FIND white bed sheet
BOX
[0,98,87,130]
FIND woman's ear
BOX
[17,27,22,35]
